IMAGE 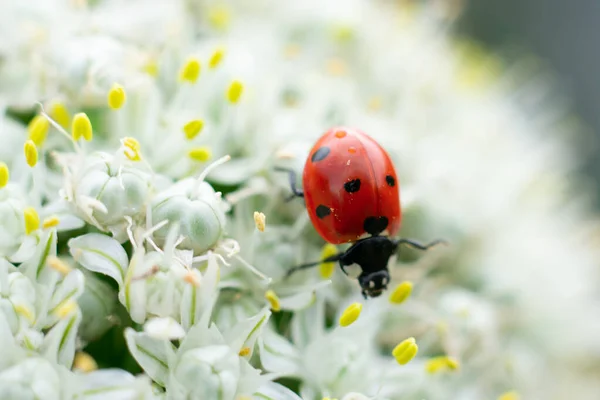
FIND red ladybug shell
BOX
[302,127,401,244]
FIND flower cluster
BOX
[0,0,599,399]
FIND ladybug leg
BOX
[274,167,304,201]
[394,238,448,251]
[284,253,342,278]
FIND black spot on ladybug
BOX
[311,147,330,162]
[385,175,395,187]
[316,205,331,219]
[344,179,361,193]
[363,216,389,236]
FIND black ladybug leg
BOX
[394,238,448,251]
[284,253,342,279]
[274,167,304,201]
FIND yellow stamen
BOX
[425,356,460,374]
[389,281,413,304]
[53,300,78,319]
[367,96,383,112]
[24,140,38,167]
[326,58,347,76]
[42,216,60,229]
[73,351,98,373]
[142,59,159,77]
[72,113,93,141]
[50,102,70,128]
[107,83,127,110]
[253,211,266,232]
[14,304,35,323]
[122,137,142,161]
[319,243,338,279]
[0,162,9,188]
[332,24,354,43]
[238,347,251,357]
[27,115,50,146]
[392,337,418,365]
[23,207,40,234]
[226,80,244,104]
[283,43,301,60]
[47,256,72,276]
[265,290,281,312]
[208,5,231,31]
[339,302,362,327]
[179,57,201,83]
[497,391,520,400]
[209,47,225,69]
[183,119,204,140]
[188,147,212,162]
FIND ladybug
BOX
[277,127,444,298]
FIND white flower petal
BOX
[124,328,175,387]
[144,317,186,341]
[69,233,128,286]
[253,382,303,400]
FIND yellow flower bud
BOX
[72,113,93,141]
[180,57,201,83]
[0,162,9,188]
[107,83,127,109]
[188,147,212,162]
[265,290,281,312]
[227,80,244,104]
[27,115,49,146]
[183,119,204,140]
[50,102,70,128]
[339,302,362,327]
[389,281,413,304]
[319,243,338,278]
[392,337,418,365]
[209,47,225,69]
[23,207,40,234]
[24,140,38,167]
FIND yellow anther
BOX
[238,347,251,357]
[53,300,78,319]
[14,304,35,323]
[284,43,301,59]
[107,83,127,110]
[253,211,266,232]
[42,215,60,229]
[326,58,347,76]
[319,243,338,279]
[392,337,418,365]
[73,351,98,373]
[23,207,40,234]
[0,162,9,188]
[122,137,142,161]
[142,59,159,77]
[389,281,413,304]
[367,96,383,112]
[24,140,38,167]
[208,5,231,31]
[265,290,281,312]
[425,356,460,374]
[50,102,70,128]
[72,113,93,141]
[47,256,72,276]
[188,147,212,162]
[332,24,354,43]
[183,119,204,140]
[27,115,49,146]
[339,302,362,327]
[226,80,244,104]
[497,391,520,400]
[183,272,201,287]
[179,57,201,83]
[209,47,225,69]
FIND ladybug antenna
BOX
[284,253,342,279]
[393,238,448,251]
[274,166,304,200]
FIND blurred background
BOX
[459,0,600,200]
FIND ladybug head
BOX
[359,270,390,298]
